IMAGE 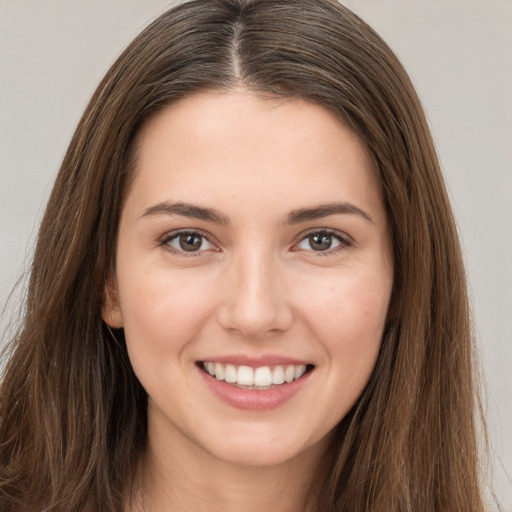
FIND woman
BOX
[0,0,487,510]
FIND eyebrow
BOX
[140,201,373,225]
[285,202,374,224]
[140,202,230,225]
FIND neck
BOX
[127,415,332,512]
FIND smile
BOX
[198,360,314,410]
[200,361,311,389]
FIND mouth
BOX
[198,361,315,390]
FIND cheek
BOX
[304,269,390,331]
[299,269,391,371]
[116,265,218,366]
[289,270,391,437]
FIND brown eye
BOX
[163,231,215,254]
[294,230,347,253]
[309,232,333,251]
[179,233,203,252]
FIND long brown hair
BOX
[0,0,487,510]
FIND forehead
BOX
[126,89,383,222]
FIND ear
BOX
[102,273,124,328]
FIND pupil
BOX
[310,233,332,251]
[179,233,202,251]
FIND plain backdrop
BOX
[1,0,511,509]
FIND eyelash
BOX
[158,229,351,257]
[293,229,351,256]
[159,230,218,257]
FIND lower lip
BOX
[198,366,312,411]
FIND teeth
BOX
[237,365,254,386]
[224,364,237,383]
[214,362,225,381]
[272,365,285,385]
[295,364,306,379]
[206,362,215,376]
[284,365,295,383]
[254,366,272,387]
[202,362,310,387]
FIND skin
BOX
[103,89,394,512]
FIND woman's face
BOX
[104,90,393,468]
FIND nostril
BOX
[216,297,294,338]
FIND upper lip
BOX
[197,354,312,367]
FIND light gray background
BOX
[1,1,510,509]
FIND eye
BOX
[161,231,216,254]
[294,230,349,253]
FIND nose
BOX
[217,249,294,338]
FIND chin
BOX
[198,424,332,469]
